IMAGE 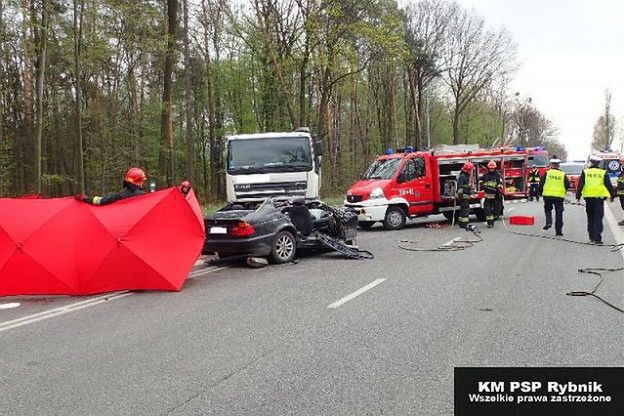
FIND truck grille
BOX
[235,181,307,199]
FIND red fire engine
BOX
[344,145,546,230]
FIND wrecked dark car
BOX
[202,197,371,263]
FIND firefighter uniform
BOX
[482,170,502,227]
[82,183,145,206]
[575,163,614,244]
[617,169,624,225]
[457,170,473,229]
[528,168,540,201]
[538,166,569,235]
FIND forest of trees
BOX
[0,0,568,200]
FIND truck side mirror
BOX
[213,144,222,165]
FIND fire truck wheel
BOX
[383,206,406,230]
[359,221,375,230]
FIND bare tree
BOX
[73,0,85,194]
[161,0,178,186]
[591,89,617,151]
[404,0,457,147]
[443,7,516,144]
[183,0,194,185]
[35,0,49,194]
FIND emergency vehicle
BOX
[588,150,622,186]
[344,145,540,230]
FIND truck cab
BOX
[225,128,323,203]
[345,149,437,230]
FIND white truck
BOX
[223,128,323,202]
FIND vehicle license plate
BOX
[209,226,227,235]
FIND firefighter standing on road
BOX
[538,159,569,236]
[482,160,503,228]
[76,167,147,206]
[457,162,475,230]
[616,157,624,226]
[528,165,540,201]
[576,155,614,244]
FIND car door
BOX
[397,156,434,215]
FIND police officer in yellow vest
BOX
[616,157,624,226]
[538,159,569,236]
[575,155,614,244]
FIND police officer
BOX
[528,165,540,201]
[457,162,475,230]
[616,157,624,226]
[76,167,147,205]
[482,160,503,228]
[538,159,569,236]
[575,155,614,244]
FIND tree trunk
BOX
[35,0,49,194]
[160,0,177,186]
[452,101,461,145]
[183,0,194,186]
[73,0,85,194]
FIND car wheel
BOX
[383,206,406,230]
[270,231,297,264]
[359,221,375,230]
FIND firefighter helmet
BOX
[461,162,474,172]
[124,167,146,186]
[487,160,497,169]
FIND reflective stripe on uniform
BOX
[581,168,611,198]
[93,196,103,205]
[542,169,566,198]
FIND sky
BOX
[454,0,624,159]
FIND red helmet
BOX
[124,167,146,186]
[461,162,474,172]
[487,160,497,169]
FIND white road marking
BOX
[0,292,132,333]
[604,203,624,262]
[0,303,20,310]
[327,279,386,309]
[0,266,227,333]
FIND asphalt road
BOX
[1,198,623,415]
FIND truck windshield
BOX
[528,154,549,166]
[560,164,584,175]
[227,137,313,174]
[363,158,402,180]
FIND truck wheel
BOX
[270,231,297,264]
[359,221,375,230]
[383,206,406,230]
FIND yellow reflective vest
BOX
[542,169,566,198]
[581,168,611,198]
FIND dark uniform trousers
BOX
[458,195,470,228]
[483,197,501,224]
[529,183,540,201]
[543,197,564,233]
[584,198,605,242]
[619,196,624,211]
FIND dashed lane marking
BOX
[327,279,386,309]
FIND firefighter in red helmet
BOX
[456,162,475,230]
[76,167,147,206]
[481,160,503,228]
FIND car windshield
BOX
[227,137,312,174]
[363,158,402,180]
[560,164,584,175]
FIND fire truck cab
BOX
[345,145,534,230]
